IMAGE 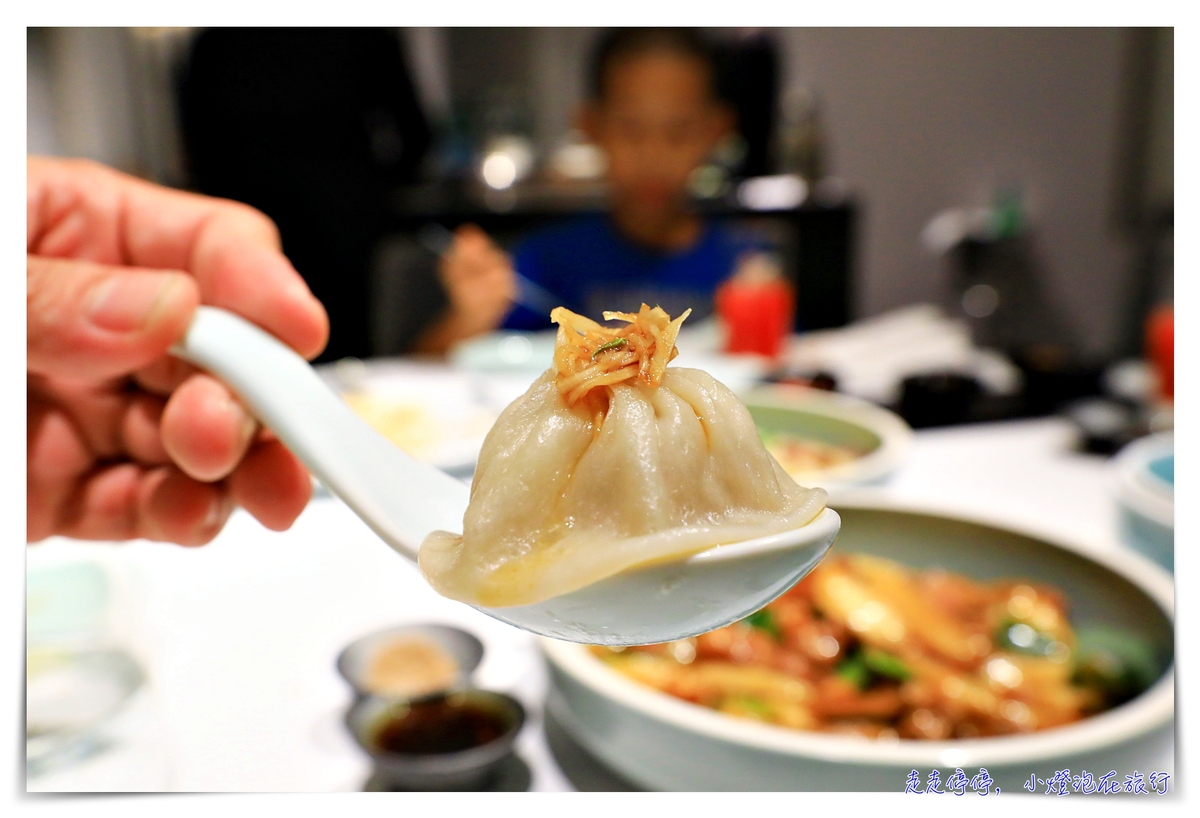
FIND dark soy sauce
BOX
[372,693,510,755]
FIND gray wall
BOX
[777,28,1135,360]
[28,28,141,169]
[443,28,593,153]
[28,27,193,186]
[1144,29,1174,214]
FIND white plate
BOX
[319,359,497,474]
[449,331,558,375]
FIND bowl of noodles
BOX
[540,499,1174,791]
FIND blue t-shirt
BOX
[502,215,761,330]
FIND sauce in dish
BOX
[370,692,513,755]
[364,636,461,698]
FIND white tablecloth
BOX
[26,417,1174,792]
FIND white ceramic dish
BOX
[449,330,558,375]
[317,359,497,475]
[742,384,913,489]
[540,499,1175,791]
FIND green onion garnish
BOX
[742,609,782,641]
[592,338,629,359]
[862,649,912,681]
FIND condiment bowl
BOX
[337,623,484,700]
[345,689,526,791]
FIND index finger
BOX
[28,157,329,360]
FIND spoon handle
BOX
[170,306,470,562]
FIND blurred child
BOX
[417,28,765,352]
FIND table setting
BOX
[26,312,1174,792]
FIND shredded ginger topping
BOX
[550,304,691,406]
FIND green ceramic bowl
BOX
[744,385,913,489]
[542,499,1174,791]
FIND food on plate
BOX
[760,432,866,479]
[343,394,442,456]
[593,553,1156,739]
[363,636,462,698]
[419,305,827,608]
[343,392,495,463]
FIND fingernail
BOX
[87,274,182,332]
[230,396,258,446]
[204,493,234,532]
[287,278,323,311]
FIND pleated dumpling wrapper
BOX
[419,305,828,608]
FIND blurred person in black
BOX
[179,28,431,363]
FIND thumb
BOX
[28,255,200,380]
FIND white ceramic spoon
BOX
[172,307,841,645]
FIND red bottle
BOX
[715,254,795,359]
[1146,305,1173,401]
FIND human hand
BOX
[439,224,516,339]
[27,156,329,545]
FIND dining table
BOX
[25,357,1174,792]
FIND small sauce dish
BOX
[345,689,526,790]
[337,624,484,700]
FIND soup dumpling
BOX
[419,305,827,608]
